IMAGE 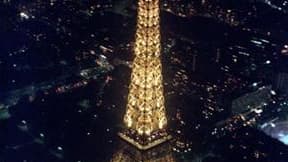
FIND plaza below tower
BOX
[119,0,171,150]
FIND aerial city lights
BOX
[1,0,288,161]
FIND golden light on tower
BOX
[119,0,171,150]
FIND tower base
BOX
[110,139,176,162]
[118,130,172,150]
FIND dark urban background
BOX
[0,0,288,161]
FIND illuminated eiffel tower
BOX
[119,0,171,150]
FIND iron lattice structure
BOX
[120,0,170,150]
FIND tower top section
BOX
[120,0,171,150]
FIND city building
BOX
[232,86,272,115]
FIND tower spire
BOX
[119,0,171,150]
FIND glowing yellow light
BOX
[123,0,168,141]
